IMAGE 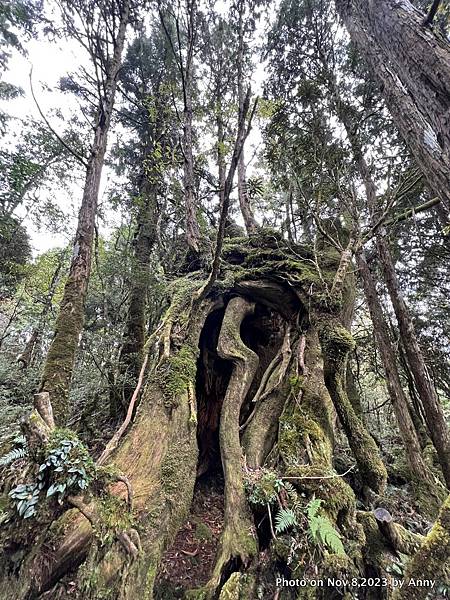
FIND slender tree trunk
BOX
[335,0,450,215]
[356,250,430,482]
[39,1,130,425]
[183,0,201,253]
[18,252,65,369]
[324,62,450,487]
[236,1,258,234]
[376,231,450,488]
[217,99,226,211]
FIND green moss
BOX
[194,520,213,542]
[394,494,450,598]
[184,589,208,600]
[219,231,338,305]
[412,477,446,519]
[245,468,281,506]
[322,552,359,580]
[289,375,305,395]
[40,276,86,424]
[278,403,332,468]
[318,319,387,494]
[318,321,355,365]
[272,537,291,561]
[218,572,241,599]
[144,556,160,600]
[45,427,78,448]
[95,494,135,544]
[160,344,198,407]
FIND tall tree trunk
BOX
[236,1,258,234]
[114,180,158,417]
[183,0,201,253]
[335,0,450,216]
[39,1,130,425]
[356,250,430,483]
[376,231,450,487]
[324,61,450,488]
[4,234,411,599]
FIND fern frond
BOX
[308,512,346,557]
[306,498,322,519]
[320,520,346,556]
[275,508,297,534]
[0,446,27,467]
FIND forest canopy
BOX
[0,0,449,599]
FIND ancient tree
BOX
[2,233,422,599]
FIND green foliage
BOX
[306,498,346,557]
[0,435,27,466]
[275,508,297,534]
[245,468,345,557]
[8,431,94,519]
[245,468,284,506]
[0,214,31,298]
[9,483,40,518]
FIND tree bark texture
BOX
[356,250,430,483]
[115,179,158,417]
[3,234,436,599]
[376,230,450,488]
[325,64,450,489]
[236,1,258,235]
[39,0,130,425]
[335,0,450,215]
[183,0,201,254]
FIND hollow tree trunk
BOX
[335,0,450,215]
[356,250,430,483]
[3,234,426,600]
[39,1,130,425]
[204,296,258,592]
[376,231,450,488]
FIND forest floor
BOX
[155,472,225,598]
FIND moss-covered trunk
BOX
[114,179,158,418]
[39,1,131,425]
[1,234,443,599]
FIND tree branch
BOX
[29,69,88,168]
[422,0,441,26]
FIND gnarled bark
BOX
[4,234,434,599]
[357,251,431,484]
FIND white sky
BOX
[2,33,123,255]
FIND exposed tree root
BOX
[318,317,387,494]
[242,325,293,468]
[393,493,450,600]
[3,236,441,599]
[204,297,259,595]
